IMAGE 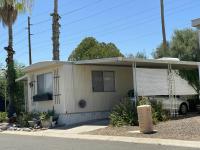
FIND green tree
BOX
[153,41,170,58]
[170,29,199,61]
[0,0,32,116]
[153,29,199,60]
[68,37,123,61]
[0,62,25,113]
[127,51,147,59]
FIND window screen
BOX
[37,73,53,95]
[92,71,115,92]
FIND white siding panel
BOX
[174,72,197,95]
[136,68,197,96]
[136,68,168,96]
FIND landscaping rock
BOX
[23,128,32,132]
[17,128,22,131]
[8,126,17,131]
[0,125,8,131]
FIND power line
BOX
[32,0,104,26]
[29,3,197,53]
[32,0,196,37]
[33,0,135,35]
[2,0,199,61]
[13,22,190,62]
[0,0,190,46]
[59,1,200,45]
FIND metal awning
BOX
[74,57,199,70]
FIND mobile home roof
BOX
[24,57,199,72]
[74,57,199,69]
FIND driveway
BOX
[1,134,199,150]
[51,119,109,134]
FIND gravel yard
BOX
[85,114,200,141]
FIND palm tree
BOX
[51,0,60,60]
[160,0,167,51]
[0,0,32,118]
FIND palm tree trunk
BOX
[6,24,15,118]
[160,0,167,50]
[51,0,60,60]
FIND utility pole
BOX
[27,16,32,65]
[160,0,167,51]
[51,0,61,60]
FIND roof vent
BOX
[157,57,180,61]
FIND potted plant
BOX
[39,112,52,128]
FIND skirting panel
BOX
[58,111,110,126]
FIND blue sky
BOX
[0,0,199,66]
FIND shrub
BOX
[39,112,50,121]
[151,102,169,124]
[109,98,138,127]
[0,112,8,123]
[109,96,169,127]
[138,97,169,124]
[138,96,150,105]
[17,112,33,127]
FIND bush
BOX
[151,102,169,124]
[109,98,138,127]
[17,112,34,127]
[138,96,169,124]
[138,96,150,105]
[109,97,169,127]
[39,112,50,121]
[0,112,8,122]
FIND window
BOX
[92,71,115,92]
[37,73,53,95]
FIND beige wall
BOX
[26,64,133,114]
[64,65,133,113]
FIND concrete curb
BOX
[1,131,200,148]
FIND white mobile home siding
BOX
[27,66,65,113]
[63,64,133,114]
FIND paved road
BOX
[0,134,199,150]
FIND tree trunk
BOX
[5,24,15,118]
[160,0,167,51]
[51,0,60,60]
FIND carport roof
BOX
[74,57,199,69]
[23,57,199,73]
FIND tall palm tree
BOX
[51,0,60,60]
[0,0,32,117]
[160,0,167,51]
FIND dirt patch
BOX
[84,114,200,141]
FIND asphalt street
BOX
[0,134,199,150]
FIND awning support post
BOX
[132,62,138,108]
[198,65,200,100]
